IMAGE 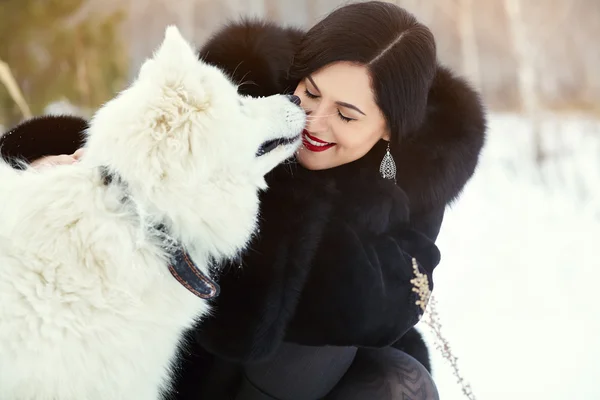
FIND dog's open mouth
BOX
[256,136,299,157]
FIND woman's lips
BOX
[302,130,335,152]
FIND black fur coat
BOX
[0,18,486,393]
[190,19,487,363]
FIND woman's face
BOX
[293,61,389,170]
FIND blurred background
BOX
[1,0,599,399]
[2,0,600,123]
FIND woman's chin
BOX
[296,148,333,170]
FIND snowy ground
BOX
[418,112,600,399]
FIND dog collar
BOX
[167,246,220,299]
[99,166,220,300]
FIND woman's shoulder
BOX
[199,18,306,97]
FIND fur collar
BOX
[264,158,408,237]
[395,66,487,213]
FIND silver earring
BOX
[379,142,396,183]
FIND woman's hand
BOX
[30,149,85,170]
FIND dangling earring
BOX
[379,142,396,183]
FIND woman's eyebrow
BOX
[307,75,321,92]
[336,101,365,116]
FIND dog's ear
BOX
[152,25,199,70]
[135,26,200,83]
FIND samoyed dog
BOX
[0,26,304,400]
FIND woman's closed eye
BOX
[337,111,353,122]
[304,89,354,122]
[304,88,318,99]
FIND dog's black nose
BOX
[287,95,301,105]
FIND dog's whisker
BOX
[236,70,255,90]
[238,80,258,88]
[232,61,245,81]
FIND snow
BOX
[418,112,600,400]
[44,99,90,118]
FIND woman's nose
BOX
[306,108,328,132]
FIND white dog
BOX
[0,26,304,400]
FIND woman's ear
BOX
[381,130,391,142]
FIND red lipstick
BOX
[302,130,335,152]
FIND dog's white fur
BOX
[0,26,304,400]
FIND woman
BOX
[0,2,486,399]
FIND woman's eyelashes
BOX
[303,89,355,123]
[304,88,318,99]
[337,111,353,123]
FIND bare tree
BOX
[177,0,196,40]
[306,0,319,24]
[504,0,545,162]
[264,0,279,19]
[503,0,535,112]
[458,0,481,90]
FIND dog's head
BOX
[83,26,305,258]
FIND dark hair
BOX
[289,1,437,144]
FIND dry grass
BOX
[411,258,477,400]
[0,59,32,120]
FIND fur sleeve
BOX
[199,18,306,97]
[0,115,88,167]
[284,220,440,349]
